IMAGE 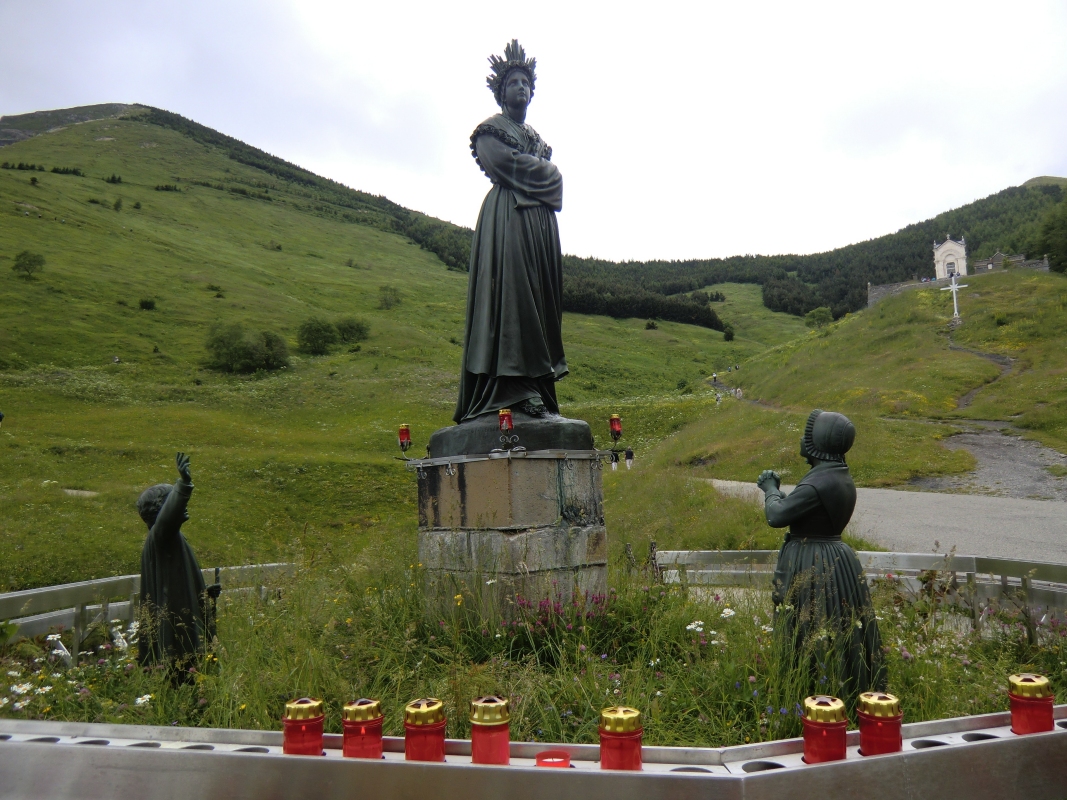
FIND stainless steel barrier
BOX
[0,707,1064,799]
[0,563,293,652]
[656,550,1067,627]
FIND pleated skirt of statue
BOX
[772,537,886,698]
[454,185,567,424]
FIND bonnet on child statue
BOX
[802,409,856,464]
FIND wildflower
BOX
[454,594,463,606]
[11,683,32,695]
[46,634,61,642]
[685,621,704,633]
[240,704,247,710]
[901,648,913,661]
[13,699,29,711]
[35,686,52,695]
[6,671,19,677]
[780,707,788,715]
[748,675,757,684]
[855,620,863,629]
[0,698,6,707]
[579,644,586,652]
[656,691,663,696]
[720,608,736,619]
[495,633,502,638]
[135,694,153,706]
[601,654,608,660]
[649,658,660,667]
[613,689,620,695]
[486,579,497,585]
[761,625,774,633]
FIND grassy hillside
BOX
[0,114,805,590]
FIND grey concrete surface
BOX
[710,479,1067,563]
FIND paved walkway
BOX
[709,480,1067,563]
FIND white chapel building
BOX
[933,235,967,280]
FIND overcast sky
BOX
[2,1,1065,261]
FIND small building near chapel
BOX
[933,235,967,280]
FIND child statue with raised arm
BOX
[136,452,219,671]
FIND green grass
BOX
[701,282,809,348]
[3,553,1063,746]
[0,118,799,590]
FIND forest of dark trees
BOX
[135,105,1063,325]
[564,182,1065,319]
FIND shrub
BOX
[297,318,339,355]
[113,198,123,212]
[133,201,142,210]
[12,250,45,279]
[335,317,369,344]
[267,240,282,251]
[645,319,658,330]
[378,285,402,310]
[155,184,180,192]
[29,176,38,186]
[139,298,156,310]
[205,323,290,373]
[804,306,833,329]
[50,166,83,176]
[105,174,122,184]
[723,325,735,342]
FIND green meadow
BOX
[2,110,1066,738]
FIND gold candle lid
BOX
[857,691,901,718]
[1009,673,1052,698]
[284,697,324,720]
[600,706,642,733]
[470,696,510,725]
[343,698,383,722]
[404,697,446,725]
[803,695,846,723]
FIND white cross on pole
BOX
[940,273,969,319]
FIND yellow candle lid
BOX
[600,706,642,733]
[803,695,847,723]
[404,697,446,725]
[470,696,510,725]
[284,697,324,720]
[857,691,901,718]
[1009,673,1052,698]
[343,698,383,722]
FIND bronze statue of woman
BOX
[453,40,567,423]
[757,410,886,700]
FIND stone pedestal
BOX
[415,452,607,618]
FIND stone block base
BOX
[414,452,608,618]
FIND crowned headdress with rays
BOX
[487,39,537,107]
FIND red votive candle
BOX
[498,408,514,432]
[283,697,325,756]
[599,706,642,771]
[856,691,903,756]
[470,696,510,765]
[342,698,384,759]
[802,695,848,763]
[1009,674,1055,734]
[404,698,447,762]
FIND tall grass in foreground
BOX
[3,546,1064,746]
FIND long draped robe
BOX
[138,478,215,668]
[454,113,567,423]
[764,462,886,699]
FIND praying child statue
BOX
[136,452,219,670]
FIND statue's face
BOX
[503,70,531,111]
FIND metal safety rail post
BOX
[0,706,1065,799]
[656,550,1067,626]
[0,563,293,654]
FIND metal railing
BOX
[0,563,293,655]
[656,550,1067,632]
